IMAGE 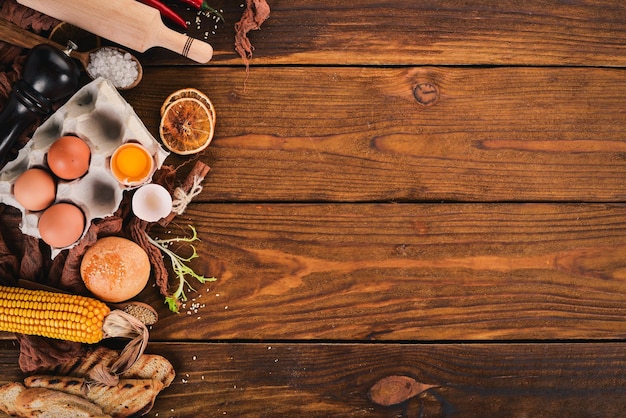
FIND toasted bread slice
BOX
[24,375,163,418]
[0,382,26,416]
[16,386,109,418]
[123,351,175,388]
[51,346,118,378]
[53,347,175,388]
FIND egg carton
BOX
[0,77,169,258]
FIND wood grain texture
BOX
[2,341,626,417]
[147,0,626,67]
[2,1,626,416]
[136,203,626,341]
[124,65,626,202]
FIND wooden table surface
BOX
[3,0,626,416]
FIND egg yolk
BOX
[114,146,150,179]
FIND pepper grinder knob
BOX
[0,43,81,170]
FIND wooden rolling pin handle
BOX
[156,29,213,63]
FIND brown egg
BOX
[13,168,56,211]
[47,135,91,180]
[38,203,85,248]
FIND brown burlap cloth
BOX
[0,0,268,374]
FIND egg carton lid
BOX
[0,77,170,258]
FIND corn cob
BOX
[0,285,151,345]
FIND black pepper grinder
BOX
[0,43,80,170]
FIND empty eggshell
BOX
[132,183,172,222]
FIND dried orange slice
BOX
[159,97,214,155]
[160,87,215,127]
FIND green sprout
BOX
[147,225,216,313]
[201,2,224,22]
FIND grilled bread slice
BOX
[51,346,175,388]
[16,386,109,418]
[24,375,163,418]
[0,381,26,416]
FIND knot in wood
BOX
[368,375,437,406]
[413,82,439,106]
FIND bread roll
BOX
[80,236,150,303]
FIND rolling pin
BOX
[17,0,213,63]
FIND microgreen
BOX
[201,1,224,22]
[147,225,216,313]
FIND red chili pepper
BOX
[177,0,202,10]
[138,0,188,29]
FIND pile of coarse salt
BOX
[87,47,139,89]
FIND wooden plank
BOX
[2,340,626,417]
[146,0,626,66]
[138,203,626,341]
[126,66,626,202]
